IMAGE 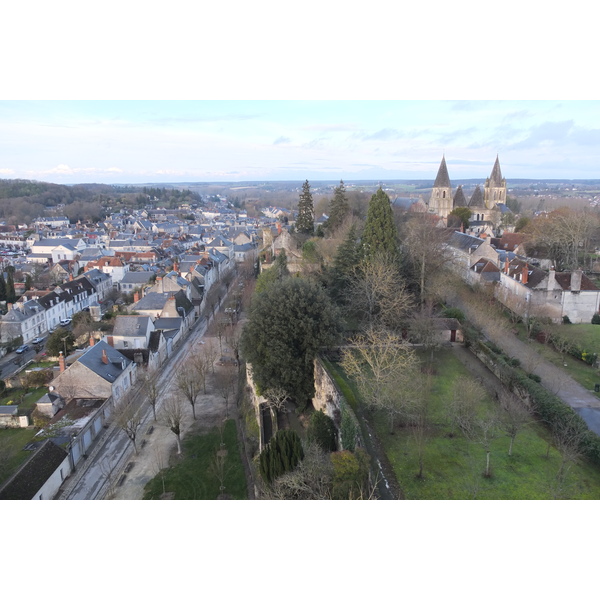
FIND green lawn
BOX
[143,419,247,500]
[1,387,48,411]
[0,427,39,484]
[330,349,600,499]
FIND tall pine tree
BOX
[360,187,399,262]
[331,224,359,300]
[296,179,315,235]
[0,273,6,302]
[5,269,16,303]
[327,179,349,234]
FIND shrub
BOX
[563,315,572,324]
[527,373,542,383]
[592,313,600,325]
[259,429,304,484]
[331,448,371,499]
[442,307,466,322]
[306,410,337,452]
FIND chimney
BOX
[107,335,114,347]
[277,221,282,235]
[522,264,529,285]
[89,336,95,347]
[504,259,509,274]
[59,351,66,373]
[133,291,140,303]
[102,349,109,364]
[69,273,74,281]
[571,269,582,292]
[547,266,556,291]
[6,303,12,311]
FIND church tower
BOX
[429,155,453,218]
[484,155,506,210]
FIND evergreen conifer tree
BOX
[327,179,349,233]
[5,269,16,303]
[360,187,399,261]
[331,224,359,300]
[0,273,6,302]
[296,180,315,235]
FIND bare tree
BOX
[498,392,533,456]
[266,442,334,500]
[201,339,219,375]
[341,327,422,434]
[113,396,144,454]
[142,368,161,421]
[346,252,414,331]
[175,358,203,420]
[408,376,432,479]
[463,413,501,478]
[447,376,485,437]
[161,395,185,455]
[263,386,288,414]
[551,414,586,498]
[400,213,453,307]
[215,369,237,419]
[407,308,444,369]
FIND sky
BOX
[1,100,600,184]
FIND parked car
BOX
[60,318,72,326]
[16,345,29,354]
[32,337,45,345]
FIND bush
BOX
[527,373,542,383]
[442,307,466,322]
[307,410,337,452]
[331,448,371,499]
[259,429,304,484]
[563,315,572,324]
[592,314,600,325]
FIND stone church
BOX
[427,155,509,229]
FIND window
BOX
[123,341,129,348]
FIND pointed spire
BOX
[433,155,451,188]
[453,185,467,207]
[489,155,504,186]
[469,185,484,207]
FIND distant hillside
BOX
[0,179,136,225]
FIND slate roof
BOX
[76,340,132,382]
[153,317,182,331]
[0,440,68,500]
[131,291,173,311]
[488,156,504,186]
[447,231,486,253]
[120,271,155,285]
[148,330,163,352]
[453,185,467,207]
[433,156,451,188]
[471,258,501,281]
[113,315,153,337]
[469,185,484,207]
[505,257,547,288]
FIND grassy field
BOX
[0,427,39,484]
[143,419,247,500]
[330,349,600,500]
